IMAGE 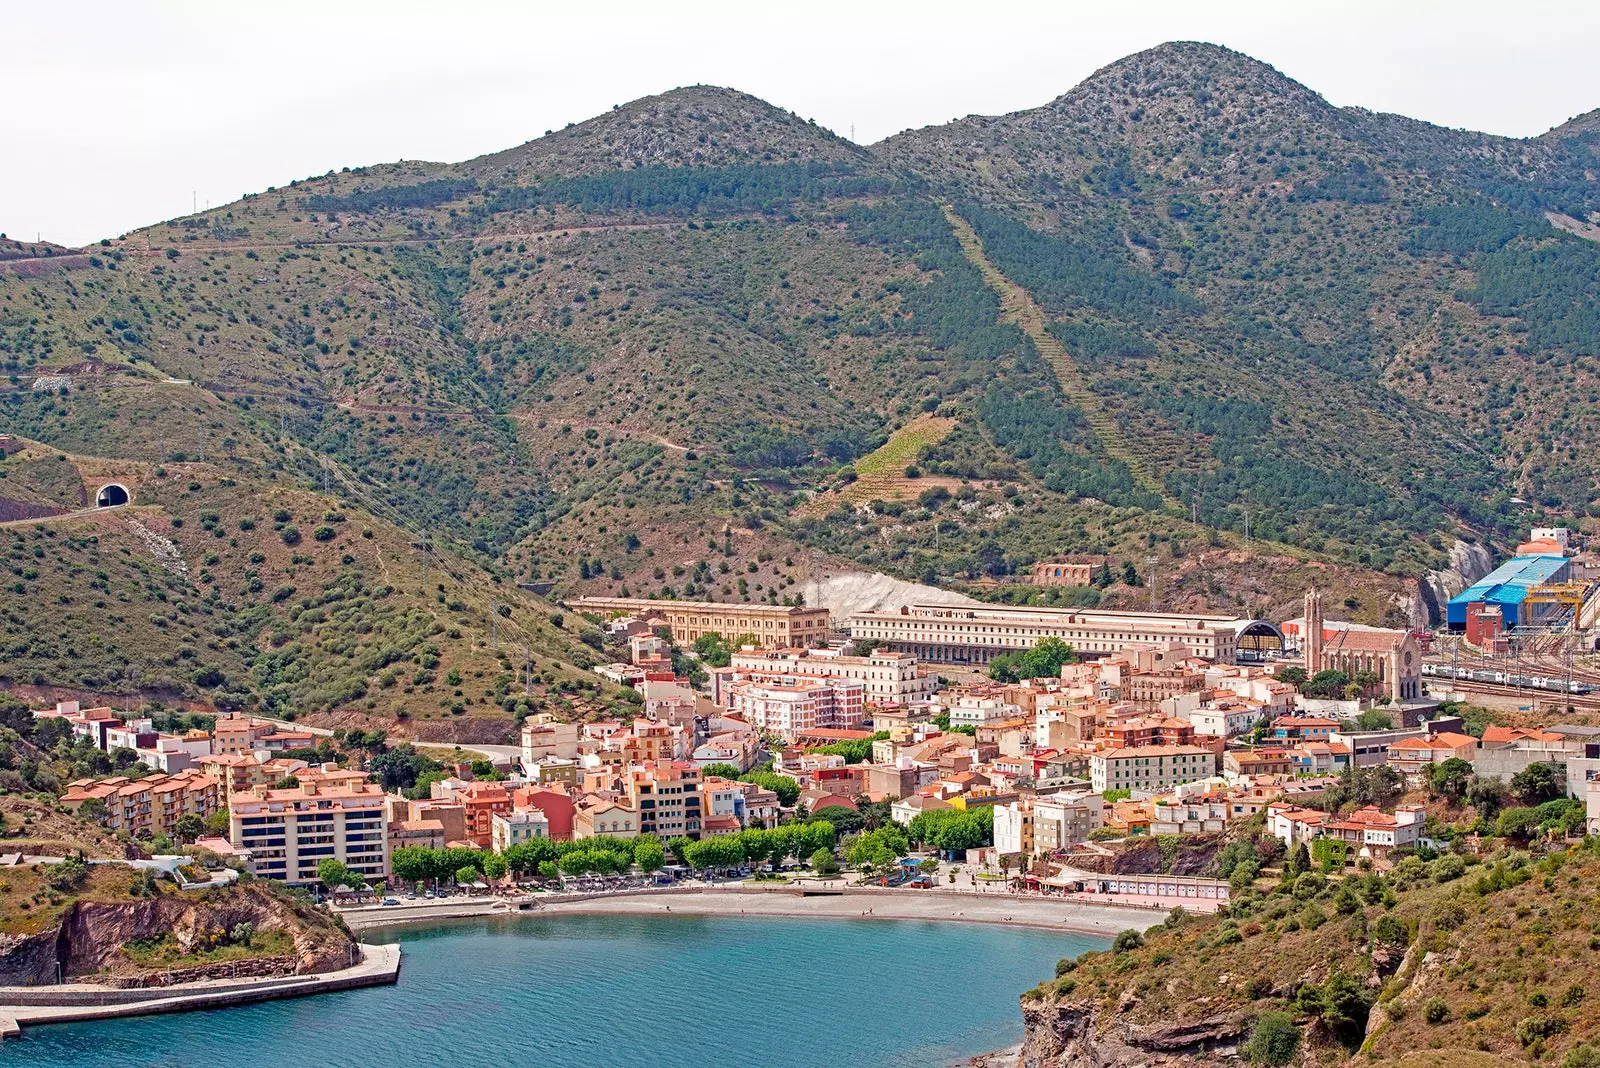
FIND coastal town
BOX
[3,528,1591,938]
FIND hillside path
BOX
[940,205,1173,505]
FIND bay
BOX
[5,913,1105,1067]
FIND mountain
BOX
[3,44,1598,721]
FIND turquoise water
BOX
[6,914,1103,1067]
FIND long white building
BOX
[723,647,937,705]
[847,603,1258,666]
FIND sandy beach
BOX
[341,887,1159,936]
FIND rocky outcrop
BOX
[1017,995,1248,1068]
[0,883,352,986]
[1420,540,1494,625]
[1066,834,1224,878]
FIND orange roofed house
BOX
[1387,732,1478,781]
[1269,802,1424,860]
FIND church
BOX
[1297,589,1423,703]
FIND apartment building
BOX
[994,793,1105,856]
[228,780,389,885]
[573,798,640,839]
[491,809,550,852]
[1125,670,1208,710]
[627,761,704,839]
[722,647,937,705]
[520,714,580,771]
[60,770,222,841]
[210,717,277,755]
[1090,745,1217,793]
[847,603,1243,665]
[566,596,830,649]
[726,676,865,741]
[944,692,1024,728]
[430,781,513,848]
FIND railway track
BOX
[1432,678,1600,713]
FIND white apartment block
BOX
[945,694,1023,728]
[521,714,580,772]
[727,648,938,704]
[229,781,390,885]
[1090,745,1216,793]
[995,793,1104,857]
[726,676,865,741]
[1179,700,1264,739]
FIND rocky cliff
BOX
[1419,539,1495,625]
[0,873,353,986]
[1017,996,1247,1068]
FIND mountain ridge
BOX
[4,41,1599,722]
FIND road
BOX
[257,716,520,765]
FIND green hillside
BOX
[0,444,606,741]
[5,42,1599,719]
[1028,833,1600,1067]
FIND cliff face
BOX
[1419,539,1495,625]
[1017,996,1248,1068]
[0,881,352,986]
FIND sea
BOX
[4,913,1105,1067]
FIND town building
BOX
[566,596,830,648]
[1090,745,1216,793]
[60,770,222,841]
[1387,732,1479,780]
[573,798,640,839]
[721,646,937,705]
[1223,749,1294,778]
[627,761,704,839]
[726,675,865,741]
[229,780,389,885]
[491,809,550,852]
[520,715,580,771]
[512,785,577,841]
[847,603,1251,665]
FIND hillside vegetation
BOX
[1026,837,1600,1067]
[5,42,1599,718]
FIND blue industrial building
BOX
[1445,554,1571,630]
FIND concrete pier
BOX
[0,943,400,1039]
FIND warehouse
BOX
[1445,553,1571,631]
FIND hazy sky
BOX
[8,0,1599,247]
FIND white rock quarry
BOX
[799,568,979,620]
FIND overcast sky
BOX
[8,0,1598,247]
